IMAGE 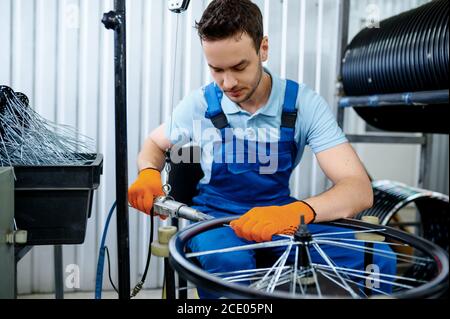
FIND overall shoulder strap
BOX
[280,80,299,145]
[204,83,229,130]
[280,79,300,155]
[281,79,299,129]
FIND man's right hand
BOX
[128,168,166,216]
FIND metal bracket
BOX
[168,0,191,13]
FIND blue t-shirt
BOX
[164,69,348,185]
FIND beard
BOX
[226,61,264,105]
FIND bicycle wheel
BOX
[169,217,448,299]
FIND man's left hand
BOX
[230,201,316,242]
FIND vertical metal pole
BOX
[336,0,351,128]
[54,245,64,299]
[419,134,433,190]
[417,134,433,237]
[114,0,131,300]
[102,0,131,299]
[164,259,176,299]
[172,217,187,299]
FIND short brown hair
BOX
[195,0,264,52]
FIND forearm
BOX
[137,136,166,172]
[303,177,373,223]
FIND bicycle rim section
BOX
[169,217,448,299]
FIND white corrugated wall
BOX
[0,0,445,295]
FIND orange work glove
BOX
[128,168,165,217]
[230,201,316,242]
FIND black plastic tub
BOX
[13,154,103,245]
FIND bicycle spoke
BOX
[267,243,293,293]
[317,269,390,297]
[311,242,360,298]
[313,242,370,298]
[254,269,314,292]
[296,268,309,295]
[317,237,409,247]
[250,269,291,289]
[291,246,299,296]
[224,268,295,284]
[316,269,356,294]
[311,263,428,284]
[313,229,387,238]
[223,268,292,282]
[314,264,415,289]
[214,266,291,279]
[306,245,322,298]
[227,274,287,283]
[315,239,432,265]
[254,243,293,290]
[185,239,293,258]
[253,272,297,291]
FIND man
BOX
[129,0,395,298]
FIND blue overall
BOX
[188,81,396,298]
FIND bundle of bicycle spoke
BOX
[0,85,95,167]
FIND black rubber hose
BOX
[342,0,449,96]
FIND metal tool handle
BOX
[154,197,213,222]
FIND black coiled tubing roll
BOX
[342,0,449,96]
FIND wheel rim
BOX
[169,217,449,299]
